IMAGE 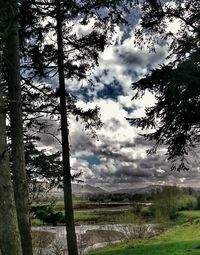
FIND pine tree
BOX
[0,23,22,255]
[3,0,33,254]
[19,1,130,254]
[128,0,200,171]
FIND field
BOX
[88,211,200,255]
[31,199,139,225]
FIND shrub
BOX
[31,204,65,225]
[140,207,154,220]
[177,195,198,211]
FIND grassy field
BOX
[174,210,200,225]
[88,223,200,255]
[54,199,140,224]
[74,210,99,223]
[31,199,138,225]
[87,211,200,255]
[73,209,142,224]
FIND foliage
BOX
[137,0,199,59]
[19,0,130,75]
[152,186,180,223]
[128,0,200,171]
[177,195,198,211]
[24,141,72,203]
[140,206,154,220]
[74,211,99,223]
[31,204,65,226]
[151,187,199,223]
[174,210,200,225]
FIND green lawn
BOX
[174,210,200,225]
[74,210,99,223]
[88,221,200,255]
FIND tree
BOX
[19,1,130,254]
[24,143,63,202]
[3,0,33,254]
[0,24,22,255]
[153,186,180,222]
[128,0,200,171]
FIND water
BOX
[32,224,156,255]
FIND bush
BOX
[177,195,198,211]
[140,207,154,220]
[31,204,65,226]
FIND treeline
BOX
[88,186,200,210]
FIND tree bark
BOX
[4,1,33,254]
[0,52,22,255]
[55,1,79,255]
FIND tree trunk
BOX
[4,1,33,254]
[0,52,22,255]
[56,1,79,255]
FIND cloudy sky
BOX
[38,6,200,191]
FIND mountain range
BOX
[71,183,165,196]
[72,183,107,195]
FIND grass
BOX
[174,210,200,225]
[74,210,137,224]
[88,224,200,255]
[53,200,138,224]
[74,210,99,223]
[88,211,200,255]
[31,218,44,226]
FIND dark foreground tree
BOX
[3,0,33,254]
[0,49,22,255]
[128,0,200,171]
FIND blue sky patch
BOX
[80,155,101,167]
[97,79,124,100]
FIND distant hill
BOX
[71,184,164,196]
[72,184,107,195]
[111,185,200,195]
[111,185,164,194]
[69,184,199,197]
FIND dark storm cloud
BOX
[117,47,167,73]
[70,132,94,154]
[116,165,153,179]
[38,134,56,147]
[91,145,137,163]
[94,152,165,174]
[120,51,144,66]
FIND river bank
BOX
[32,223,159,255]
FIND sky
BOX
[38,5,200,191]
